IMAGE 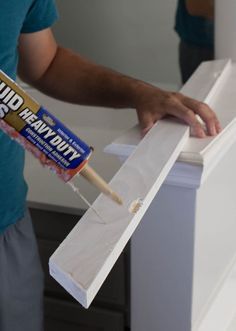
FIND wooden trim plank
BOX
[49,121,189,308]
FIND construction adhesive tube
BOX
[0,70,122,206]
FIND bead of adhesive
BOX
[129,198,143,214]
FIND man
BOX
[0,1,220,330]
[175,0,214,83]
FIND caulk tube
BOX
[0,70,122,205]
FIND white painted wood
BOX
[194,257,236,331]
[226,312,236,331]
[191,140,236,328]
[131,184,197,331]
[105,60,236,331]
[180,59,231,106]
[49,119,189,308]
[130,140,236,331]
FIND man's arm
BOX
[18,28,220,137]
[185,0,214,20]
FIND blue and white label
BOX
[19,107,91,170]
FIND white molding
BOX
[165,162,203,189]
[105,120,236,189]
[181,59,231,104]
[193,254,236,331]
[226,313,236,331]
[49,119,189,308]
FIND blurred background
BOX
[53,0,180,89]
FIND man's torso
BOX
[0,0,57,233]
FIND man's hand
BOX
[133,82,221,138]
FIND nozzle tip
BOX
[111,192,123,205]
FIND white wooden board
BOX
[49,118,189,308]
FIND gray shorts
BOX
[0,209,44,331]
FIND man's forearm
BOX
[30,45,220,138]
[32,46,141,109]
[185,0,214,19]
[18,28,221,138]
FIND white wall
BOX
[53,0,180,87]
[215,0,236,61]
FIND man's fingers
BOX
[137,109,162,136]
[167,102,207,138]
[135,90,221,139]
[183,97,221,135]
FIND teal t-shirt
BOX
[175,0,214,48]
[0,0,58,233]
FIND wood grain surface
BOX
[49,118,189,308]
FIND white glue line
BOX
[67,181,106,224]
